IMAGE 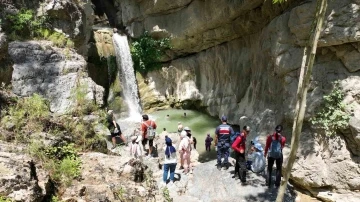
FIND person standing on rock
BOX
[130,135,143,161]
[231,125,250,184]
[179,131,192,174]
[141,114,157,158]
[162,136,177,186]
[205,134,213,151]
[184,127,197,150]
[214,115,234,170]
[107,110,127,149]
[264,125,286,188]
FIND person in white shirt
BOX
[179,131,192,174]
[162,136,177,185]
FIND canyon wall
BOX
[115,0,360,200]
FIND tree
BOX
[272,0,328,201]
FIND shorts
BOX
[142,138,153,147]
[111,133,120,138]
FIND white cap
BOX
[107,110,114,115]
[184,126,190,131]
[180,131,187,138]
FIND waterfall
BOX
[113,34,142,120]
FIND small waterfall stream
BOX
[112,33,142,121]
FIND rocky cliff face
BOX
[8,41,104,113]
[115,0,360,200]
[1,0,360,201]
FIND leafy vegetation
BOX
[5,9,74,48]
[5,9,48,40]
[310,81,351,136]
[162,187,172,202]
[130,31,171,74]
[29,142,81,186]
[0,89,107,189]
[50,196,61,202]
[0,94,50,141]
[0,196,12,202]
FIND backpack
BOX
[230,132,240,144]
[143,121,156,140]
[268,134,282,159]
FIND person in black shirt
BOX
[184,127,197,150]
[107,110,126,149]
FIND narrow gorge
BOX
[1,0,360,202]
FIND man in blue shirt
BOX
[214,115,234,170]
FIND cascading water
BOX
[113,33,142,120]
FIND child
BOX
[130,135,143,161]
[205,134,213,151]
[251,143,266,173]
[246,137,265,173]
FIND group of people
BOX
[107,111,157,158]
[108,110,286,188]
[215,115,286,187]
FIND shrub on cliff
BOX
[5,9,48,40]
[0,93,50,141]
[130,31,171,74]
[29,142,81,187]
[310,81,352,136]
[5,9,74,48]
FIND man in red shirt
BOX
[264,125,286,188]
[231,125,250,184]
[141,114,157,157]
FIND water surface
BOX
[150,109,221,162]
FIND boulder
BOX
[41,0,95,56]
[0,141,50,201]
[61,152,165,201]
[8,41,104,114]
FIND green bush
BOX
[0,196,12,202]
[54,156,81,186]
[6,9,48,39]
[47,32,74,48]
[30,143,81,187]
[310,81,351,136]
[1,94,50,139]
[5,9,74,48]
[130,31,171,74]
